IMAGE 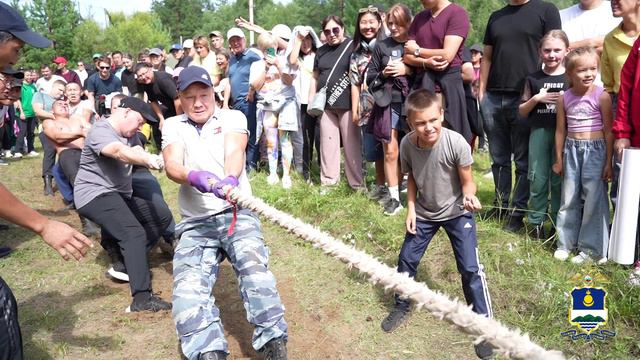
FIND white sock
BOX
[389,186,399,201]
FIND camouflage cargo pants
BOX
[172,209,288,359]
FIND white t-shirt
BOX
[69,100,96,123]
[161,109,252,220]
[35,75,66,94]
[293,53,315,105]
[561,1,619,86]
[560,2,618,43]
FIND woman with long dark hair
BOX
[349,6,387,207]
[367,3,414,215]
[289,26,322,182]
[310,15,364,190]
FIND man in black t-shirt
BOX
[479,0,561,233]
[134,62,181,150]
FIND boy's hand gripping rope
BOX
[227,189,565,360]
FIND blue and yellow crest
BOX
[561,274,616,341]
[568,286,607,334]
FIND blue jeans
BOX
[480,91,530,216]
[556,138,610,258]
[233,98,259,170]
[53,163,74,203]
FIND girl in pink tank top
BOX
[552,47,613,265]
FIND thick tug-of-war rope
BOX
[228,189,565,360]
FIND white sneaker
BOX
[27,151,39,157]
[107,264,130,282]
[571,251,591,264]
[554,249,569,261]
[12,152,22,158]
[3,152,12,158]
[281,176,292,189]
[596,257,608,265]
[629,267,640,286]
[267,173,279,185]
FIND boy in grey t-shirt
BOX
[381,90,493,359]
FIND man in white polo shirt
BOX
[163,66,288,360]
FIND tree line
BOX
[13,0,579,70]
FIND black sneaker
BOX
[503,215,524,233]
[474,341,494,359]
[383,198,403,216]
[381,307,410,333]
[107,261,129,282]
[126,294,171,313]
[199,351,227,360]
[0,247,12,258]
[528,223,545,240]
[368,185,390,203]
[260,337,287,360]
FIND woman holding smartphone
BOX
[366,3,414,215]
[310,15,363,191]
[350,6,386,208]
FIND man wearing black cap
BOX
[163,66,288,360]
[0,4,93,359]
[74,96,172,313]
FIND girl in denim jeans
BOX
[553,46,614,264]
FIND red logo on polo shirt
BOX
[213,127,222,134]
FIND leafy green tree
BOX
[14,0,81,70]
[72,19,104,64]
[103,12,172,57]
[152,0,209,40]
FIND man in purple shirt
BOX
[403,0,472,143]
[54,56,82,88]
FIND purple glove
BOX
[187,170,219,193]
[212,175,239,199]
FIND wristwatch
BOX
[414,47,421,57]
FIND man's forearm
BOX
[0,183,49,235]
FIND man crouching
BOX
[162,66,288,360]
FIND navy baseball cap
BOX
[2,66,24,79]
[119,97,158,123]
[0,3,52,48]
[177,66,212,91]
[470,44,483,54]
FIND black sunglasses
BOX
[99,66,110,70]
[323,27,341,37]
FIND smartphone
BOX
[266,48,276,57]
[388,50,402,64]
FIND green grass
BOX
[251,152,640,359]
[2,148,639,359]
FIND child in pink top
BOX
[553,46,613,265]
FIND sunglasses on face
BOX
[323,27,341,37]
[99,66,110,70]
[359,6,379,14]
